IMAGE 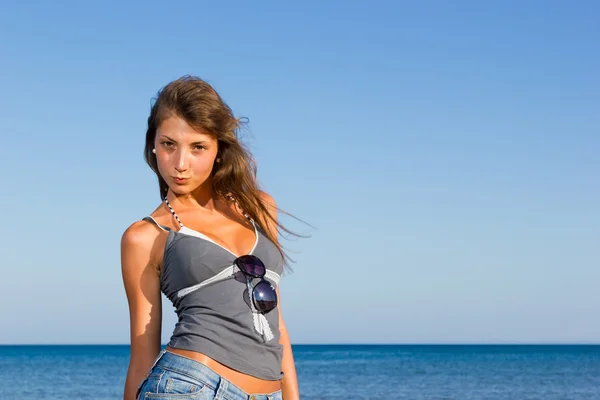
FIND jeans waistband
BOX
[154,349,281,400]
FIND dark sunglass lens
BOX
[253,280,278,313]
[236,255,266,278]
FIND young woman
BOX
[121,76,300,400]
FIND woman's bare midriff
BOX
[166,346,281,394]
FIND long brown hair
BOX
[143,75,301,266]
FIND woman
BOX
[121,76,300,400]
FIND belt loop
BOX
[213,376,228,400]
[150,348,167,370]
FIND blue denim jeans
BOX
[136,350,283,400]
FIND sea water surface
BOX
[1,344,599,399]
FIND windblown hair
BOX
[143,75,298,265]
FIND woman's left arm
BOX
[278,288,300,399]
[258,191,300,399]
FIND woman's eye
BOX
[194,145,206,151]
[161,141,174,147]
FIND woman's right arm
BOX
[120,222,163,400]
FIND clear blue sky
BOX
[1,1,598,345]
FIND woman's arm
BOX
[259,191,300,399]
[120,221,164,400]
[278,289,300,399]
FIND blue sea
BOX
[1,344,599,399]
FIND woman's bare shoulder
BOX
[259,190,275,204]
[122,202,171,237]
[120,214,169,286]
[121,219,158,249]
[258,190,277,214]
[121,206,170,254]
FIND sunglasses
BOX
[234,254,278,313]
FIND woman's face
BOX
[154,116,219,196]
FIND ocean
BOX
[1,344,599,399]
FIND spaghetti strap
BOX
[142,216,171,232]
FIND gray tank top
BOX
[142,206,284,381]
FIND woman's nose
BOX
[174,150,189,171]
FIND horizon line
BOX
[2,342,600,346]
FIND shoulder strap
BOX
[142,216,171,232]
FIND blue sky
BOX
[1,1,598,344]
